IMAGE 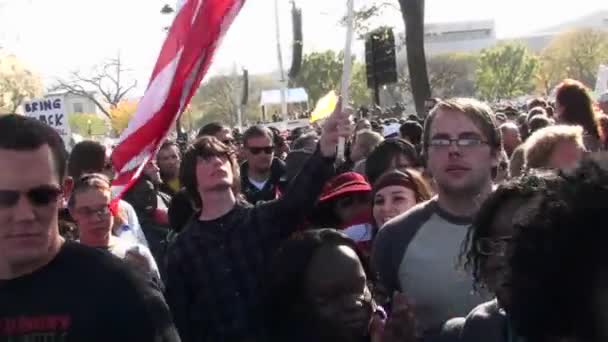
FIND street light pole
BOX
[87,119,92,137]
[274,0,288,121]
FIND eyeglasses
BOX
[0,185,63,208]
[222,139,235,146]
[74,204,112,220]
[248,146,274,155]
[476,236,513,257]
[429,138,487,149]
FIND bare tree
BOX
[51,55,137,119]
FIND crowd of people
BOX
[2,78,608,342]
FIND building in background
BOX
[396,10,608,63]
[44,91,100,115]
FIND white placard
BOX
[23,96,71,143]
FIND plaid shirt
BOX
[165,149,335,342]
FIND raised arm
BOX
[255,104,353,237]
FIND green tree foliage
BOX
[293,51,343,105]
[293,50,370,106]
[190,73,279,127]
[0,53,42,113]
[475,43,538,100]
[427,52,478,98]
[537,28,608,93]
[68,113,109,137]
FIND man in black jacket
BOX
[165,106,352,342]
[239,125,287,204]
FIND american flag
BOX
[110,0,246,200]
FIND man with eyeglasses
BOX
[0,114,180,341]
[373,98,501,338]
[240,125,287,204]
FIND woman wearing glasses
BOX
[68,173,161,281]
[439,172,562,342]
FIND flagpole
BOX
[337,0,355,161]
[274,0,288,121]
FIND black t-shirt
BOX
[0,242,180,342]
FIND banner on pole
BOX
[110,0,246,199]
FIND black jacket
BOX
[240,158,287,204]
[165,148,336,342]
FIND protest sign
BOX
[23,96,71,144]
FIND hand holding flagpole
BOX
[337,0,355,161]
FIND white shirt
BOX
[248,177,268,190]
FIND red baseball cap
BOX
[319,172,372,203]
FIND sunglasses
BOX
[0,185,63,208]
[248,146,274,155]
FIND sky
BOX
[0,0,606,96]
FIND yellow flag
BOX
[310,90,338,123]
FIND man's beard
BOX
[161,168,178,180]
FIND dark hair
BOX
[527,97,548,111]
[555,79,602,141]
[68,173,112,208]
[265,229,373,336]
[0,114,67,181]
[372,169,432,205]
[167,189,195,232]
[399,121,423,146]
[68,140,107,179]
[291,132,318,152]
[197,122,228,138]
[516,113,530,140]
[526,107,547,123]
[528,115,551,134]
[159,140,179,152]
[461,172,562,290]
[179,136,241,209]
[423,98,501,158]
[243,125,274,147]
[268,126,286,148]
[365,138,419,184]
[509,156,608,341]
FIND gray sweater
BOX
[372,198,488,333]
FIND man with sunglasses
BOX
[240,125,287,204]
[373,98,501,338]
[0,114,179,341]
